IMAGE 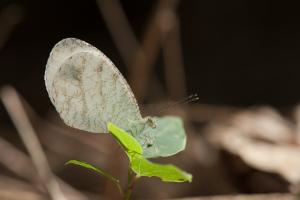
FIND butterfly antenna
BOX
[183,94,200,104]
[158,93,199,113]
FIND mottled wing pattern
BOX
[45,38,142,133]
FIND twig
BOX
[0,136,41,185]
[0,86,67,200]
[12,86,124,199]
[0,175,45,200]
[0,87,106,199]
[129,0,180,101]
[96,0,180,101]
[19,94,111,156]
[160,9,187,100]
[0,136,90,200]
[96,0,141,68]
[95,0,147,101]
[124,169,138,200]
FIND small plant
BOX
[44,38,192,199]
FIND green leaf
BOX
[130,153,192,182]
[108,123,143,154]
[135,116,186,158]
[66,160,120,185]
[108,122,192,183]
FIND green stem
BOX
[124,169,138,200]
[114,180,124,197]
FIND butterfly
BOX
[45,38,185,158]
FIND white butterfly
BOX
[45,38,186,158]
[45,38,148,133]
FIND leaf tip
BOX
[107,122,114,132]
[186,174,193,182]
[65,160,75,166]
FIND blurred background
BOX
[1,0,300,199]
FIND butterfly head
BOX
[145,117,156,129]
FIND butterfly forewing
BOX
[45,38,142,133]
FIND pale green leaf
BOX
[130,153,192,182]
[135,116,186,158]
[107,122,143,154]
[66,160,119,184]
[108,122,192,183]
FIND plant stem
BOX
[115,181,124,198]
[124,169,138,200]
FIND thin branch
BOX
[0,136,41,184]
[96,0,141,68]
[19,94,111,156]
[0,86,67,200]
[0,136,90,200]
[161,10,187,100]
[129,0,180,101]
[124,169,138,200]
[96,0,180,101]
[0,175,45,200]
[0,137,91,200]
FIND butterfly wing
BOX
[135,116,186,158]
[45,38,142,133]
